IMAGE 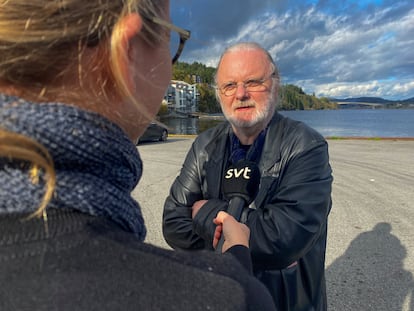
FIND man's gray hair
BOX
[213,42,279,85]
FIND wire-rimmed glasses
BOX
[217,72,276,97]
[151,17,191,64]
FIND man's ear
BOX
[114,13,143,90]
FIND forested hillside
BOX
[280,84,337,110]
[173,62,336,113]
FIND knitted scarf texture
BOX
[0,94,146,240]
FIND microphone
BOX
[215,160,260,253]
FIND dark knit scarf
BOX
[229,128,267,165]
[0,94,146,240]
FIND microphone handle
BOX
[215,196,246,253]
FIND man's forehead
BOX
[222,48,267,61]
[218,52,271,80]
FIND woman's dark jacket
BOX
[0,209,276,311]
[163,112,333,311]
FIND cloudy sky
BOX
[170,0,414,100]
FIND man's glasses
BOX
[151,17,191,64]
[217,72,276,97]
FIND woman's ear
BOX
[114,13,143,91]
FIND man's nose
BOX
[235,83,249,99]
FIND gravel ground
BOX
[133,137,414,311]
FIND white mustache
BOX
[233,102,255,109]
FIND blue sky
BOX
[170,0,414,100]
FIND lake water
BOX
[162,109,414,138]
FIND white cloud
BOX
[310,79,414,100]
[178,2,414,99]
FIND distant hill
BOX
[329,96,414,109]
[402,97,414,103]
[340,97,389,103]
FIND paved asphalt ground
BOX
[133,136,414,311]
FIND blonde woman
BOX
[0,1,276,310]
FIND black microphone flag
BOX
[215,161,260,252]
[222,160,260,208]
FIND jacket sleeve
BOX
[246,139,333,270]
[162,143,227,250]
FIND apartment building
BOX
[165,80,199,114]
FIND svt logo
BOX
[225,167,252,179]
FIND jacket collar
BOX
[259,112,283,172]
[203,113,285,199]
[204,113,285,173]
[204,122,231,198]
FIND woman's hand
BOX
[213,211,250,253]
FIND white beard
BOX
[225,89,277,129]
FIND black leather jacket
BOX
[163,112,333,311]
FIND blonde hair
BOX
[0,130,55,217]
[0,0,165,102]
[0,0,166,215]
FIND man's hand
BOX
[192,199,208,218]
[213,211,250,253]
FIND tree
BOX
[279,84,336,110]
[197,83,220,113]
[157,100,169,116]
